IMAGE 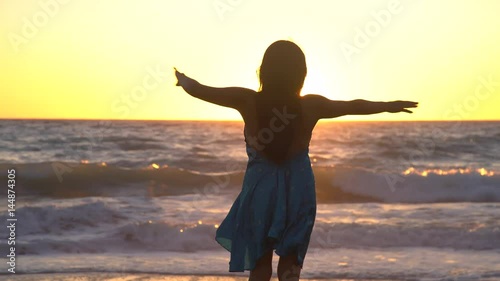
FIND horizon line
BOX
[1,118,499,122]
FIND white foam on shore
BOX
[10,248,500,280]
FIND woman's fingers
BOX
[401,101,418,108]
[388,101,418,113]
[174,67,185,86]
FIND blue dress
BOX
[215,143,316,272]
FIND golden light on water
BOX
[403,167,495,177]
[151,163,160,169]
[477,168,494,176]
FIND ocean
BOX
[0,120,499,280]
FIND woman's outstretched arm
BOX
[174,68,253,111]
[304,94,418,119]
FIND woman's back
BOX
[242,93,318,163]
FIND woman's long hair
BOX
[255,40,307,165]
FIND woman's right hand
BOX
[174,67,199,90]
[174,67,187,87]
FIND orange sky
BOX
[1,0,499,121]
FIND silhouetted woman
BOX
[175,40,417,281]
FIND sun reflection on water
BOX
[403,167,495,177]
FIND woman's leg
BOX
[277,253,301,281]
[249,250,273,281]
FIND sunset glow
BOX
[1,0,499,121]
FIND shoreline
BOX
[0,272,396,281]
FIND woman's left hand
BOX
[387,100,418,113]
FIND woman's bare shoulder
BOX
[300,94,330,107]
[300,94,332,122]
